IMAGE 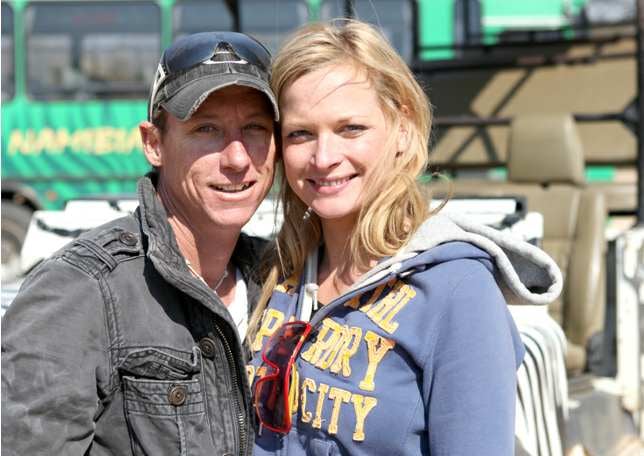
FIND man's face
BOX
[143,85,276,231]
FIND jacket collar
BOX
[136,172,263,301]
[137,172,184,269]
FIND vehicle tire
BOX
[1,202,33,283]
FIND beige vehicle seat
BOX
[507,114,606,374]
[430,113,607,373]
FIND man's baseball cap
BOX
[148,32,279,122]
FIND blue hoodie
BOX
[249,214,562,455]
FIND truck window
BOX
[25,1,160,100]
[320,0,413,62]
[2,2,14,101]
[173,0,234,37]
[239,0,309,54]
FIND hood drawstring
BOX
[297,248,318,322]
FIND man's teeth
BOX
[317,177,351,187]
[214,183,252,192]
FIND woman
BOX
[247,20,562,455]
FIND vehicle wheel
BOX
[1,202,33,283]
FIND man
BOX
[1,32,278,455]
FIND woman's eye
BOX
[244,123,268,133]
[286,130,311,141]
[344,124,367,134]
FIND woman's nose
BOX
[312,134,341,169]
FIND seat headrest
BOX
[508,113,585,186]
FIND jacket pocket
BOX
[119,347,200,380]
[120,348,211,456]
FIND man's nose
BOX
[312,134,341,169]
[220,139,251,170]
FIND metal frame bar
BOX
[434,112,636,128]
[637,0,644,223]
[421,29,635,53]
[412,51,633,73]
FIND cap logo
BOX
[203,59,248,65]
[204,49,249,66]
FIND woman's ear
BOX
[397,105,411,154]
[139,121,163,167]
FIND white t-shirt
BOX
[227,268,248,339]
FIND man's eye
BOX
[196,125,218,133]
[244,123,268,133]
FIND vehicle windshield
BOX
[25,1,160,100]
[2,2,15,101]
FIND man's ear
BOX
[139,121,163,167]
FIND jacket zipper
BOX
[213,322,248,456]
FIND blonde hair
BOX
[247,19,432,345]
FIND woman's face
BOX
[280,64,391,226]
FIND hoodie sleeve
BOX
[423,258,524,456]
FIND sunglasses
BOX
[254,321,312,433]
[148,31,272,120]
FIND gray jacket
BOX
[1,175,265,456]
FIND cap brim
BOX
[161,73,279,121]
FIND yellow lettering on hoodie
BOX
[351,394,378,441]
[301,319,341,365]
[318,322,350,370]
[248,365,267,386]
[251,308,285,352]
[312,383,330,429]
[327,387,352,434]
[300,377,316,423]
[275,275,298,294]
[359,331,395,391]
[349,280,391,311]
[288,365,300,418]
[329,326,363,377]
[366,282,415,333]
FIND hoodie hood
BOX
[350,213,562,306]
